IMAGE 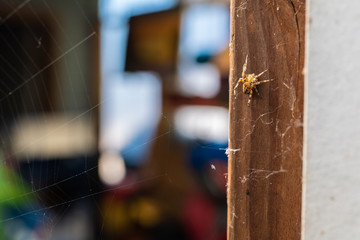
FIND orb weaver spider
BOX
[234,55,273,106]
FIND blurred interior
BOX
[0,0,230,239]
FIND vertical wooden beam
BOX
[227,0,305,239]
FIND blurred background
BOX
[0,0,230,239]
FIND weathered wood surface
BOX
[227,0,305,239]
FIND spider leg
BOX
[242,55,248,78]
[254,79,274,86]
[254,86,260,96]
[233,78,244,95]
[247,89,253,106]
[255,69,268,78]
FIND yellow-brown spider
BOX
[234,55,273,106]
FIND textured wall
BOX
[304,0,360,239]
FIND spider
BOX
[234,55,273,106]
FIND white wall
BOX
[304,0,360,239]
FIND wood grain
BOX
[227,0,305,239]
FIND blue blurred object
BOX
[99,0,178,19]
[187,142,228,199]
[179,3,230,60]
[100,72,162,166]
[189,143,228,172]
[100,0,172,167]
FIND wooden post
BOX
[227,0,305,239]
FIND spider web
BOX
[0,1,230,240]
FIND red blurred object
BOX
[181,193,218,240]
